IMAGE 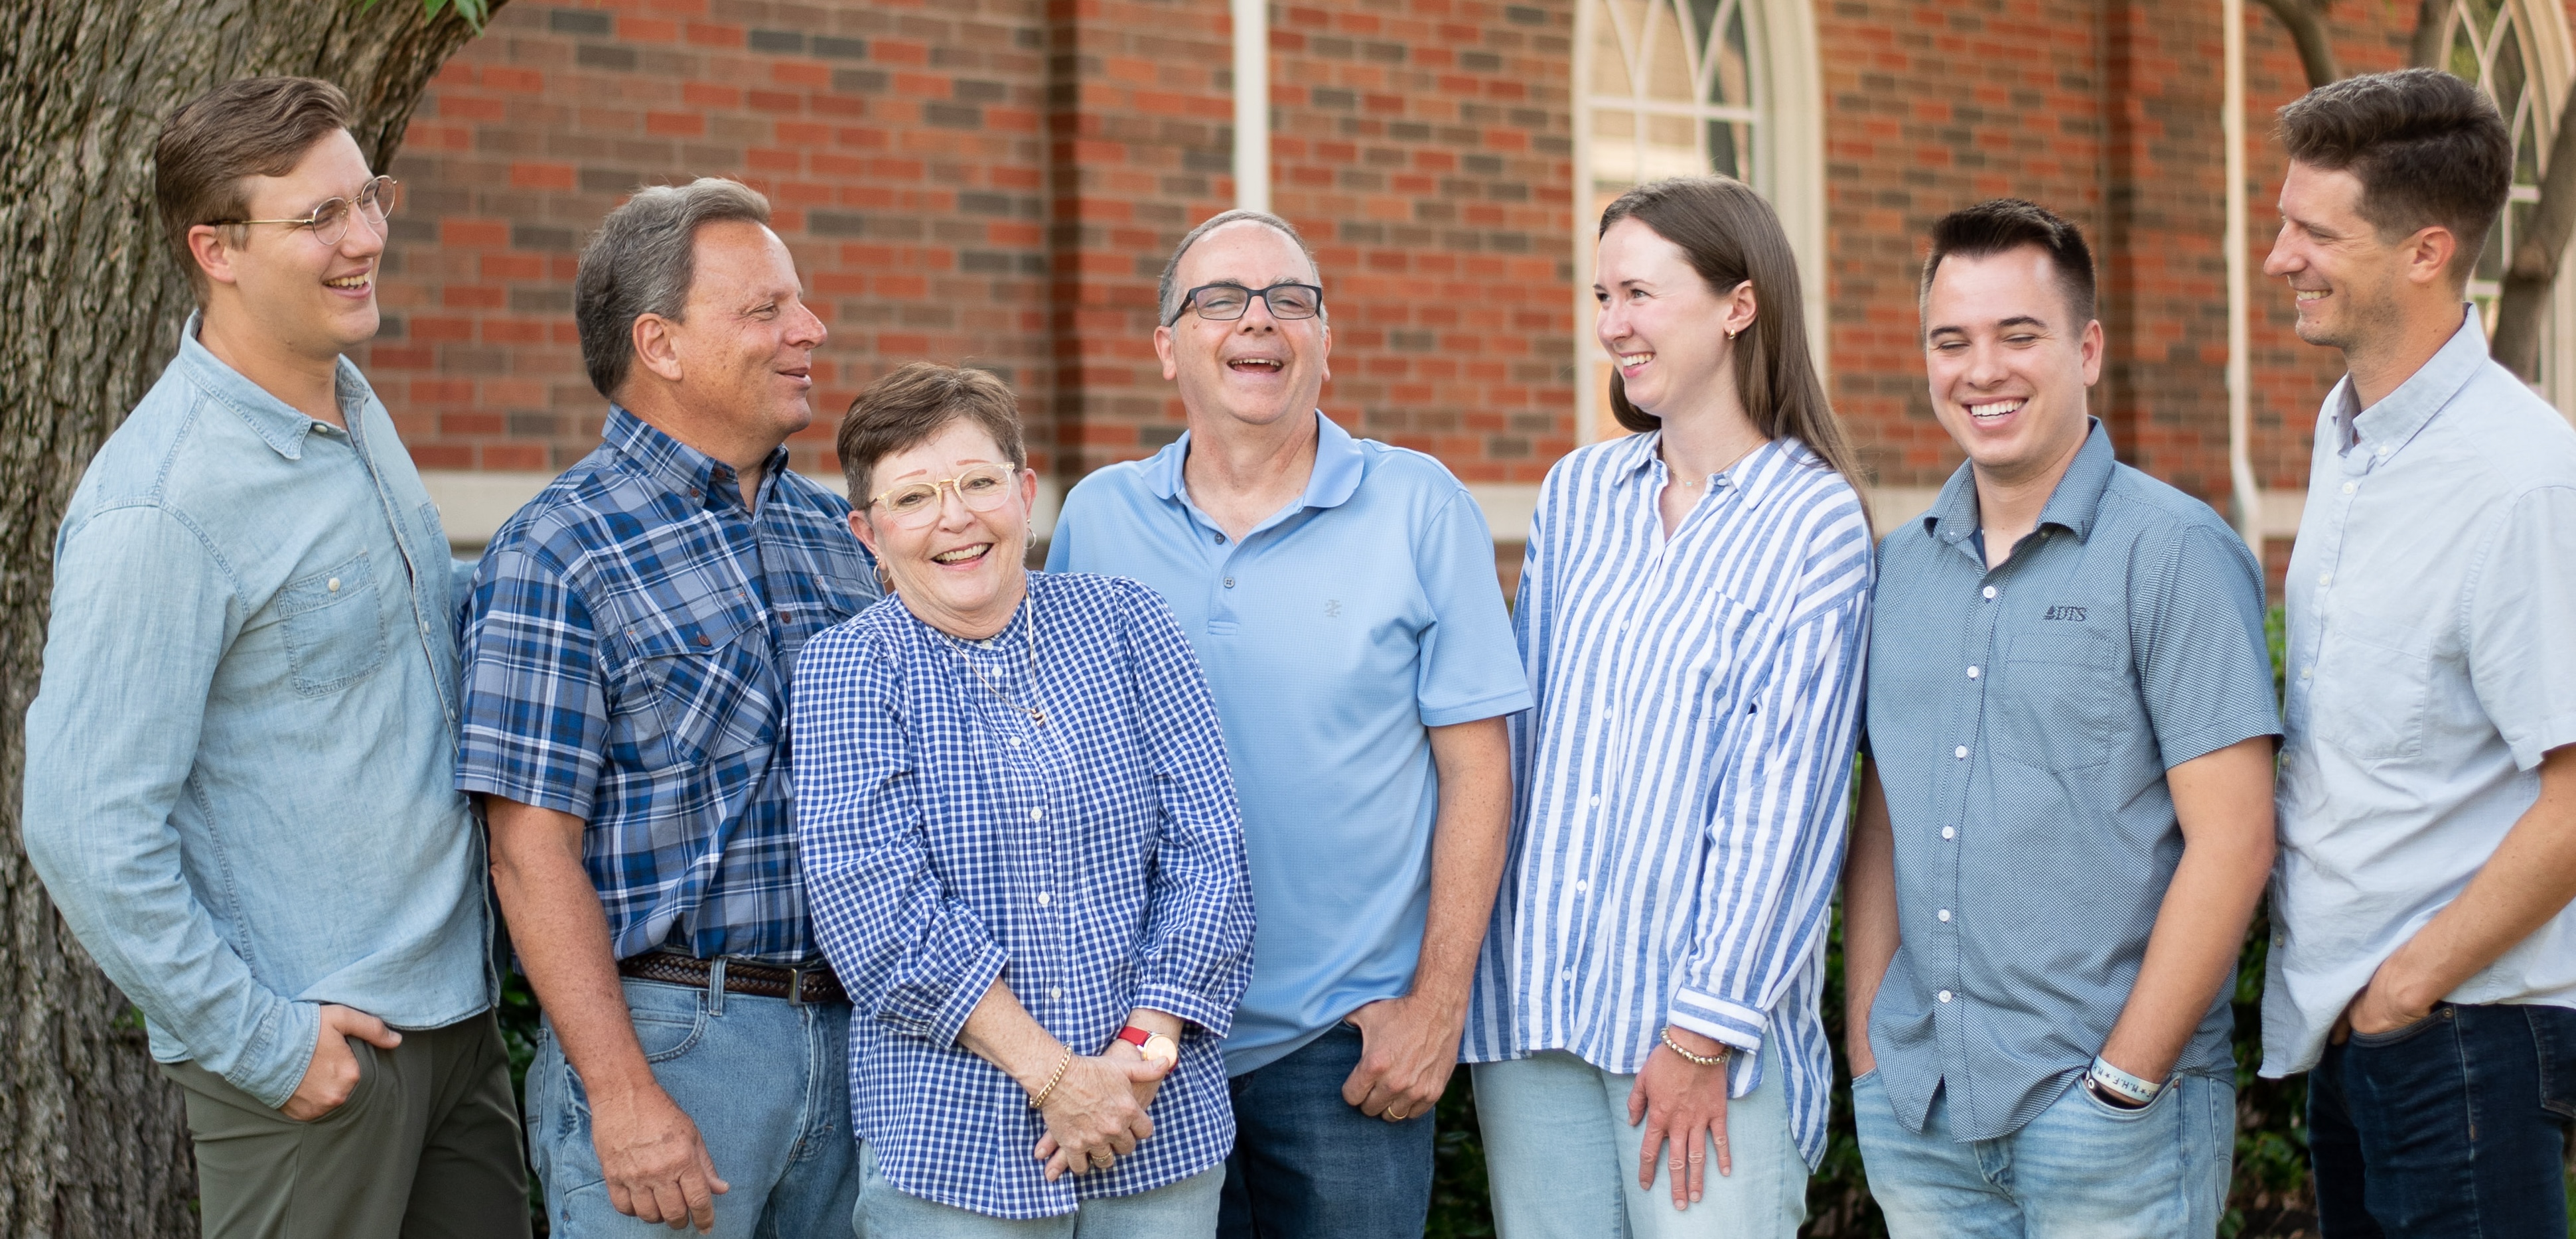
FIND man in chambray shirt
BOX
[1047,210,1527,1239]
[2261,69,2576,1236]
[1843,200,2281,1239]
[21,78,524,1236]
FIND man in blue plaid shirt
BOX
[457,179,879,1237]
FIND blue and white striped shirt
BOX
[1463,433,1871,1169]
[794,572,1256,1219]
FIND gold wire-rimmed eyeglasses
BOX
[867,465,1019,528]
[205,177,400,248]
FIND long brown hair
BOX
[1600,177,1869,510]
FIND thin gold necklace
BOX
[950,597,1046,726]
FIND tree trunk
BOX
[0,3,497,1234]
[2492,86,2576,378]
[2253,0,2341,90]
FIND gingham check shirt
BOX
[794,571,1255,1219]
[457,406,879,964]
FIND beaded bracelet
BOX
[1027,1046,1073,1110]
[1660,1026,1728,1067]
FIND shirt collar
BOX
[2334,303,2487,459]
[173,310,372,461]
[1612,430,1815,510]
[603,404,790,512]
[1922,416,2117,546]
[1145,409,1366,512]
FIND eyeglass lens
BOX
[878,467,1016,526]
[309,178,401,245]
[1189,283,1321,321]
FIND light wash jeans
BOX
[857,1143,1222,1236]
[1471,1051,1808,1238]
[1852,1069,2234,1239]
[528,975,859,1238]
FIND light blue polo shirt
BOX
[1048,412,1530,1074]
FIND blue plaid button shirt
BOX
[794,571,1255,1219]
[457,406,879,964]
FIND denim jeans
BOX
[1218,1025,1433,1239]
[856,1143,1222,1236]
[2310,1001,2576,1238]
[1853,1069,2234,1238]
[527,975,859,1238]
[1470,1051,1807,1238]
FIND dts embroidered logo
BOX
[1323,599,1342,619]
[2042,605,2089,622]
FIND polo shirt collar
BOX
[1147,409,1366,513]
[1610,430,1807,510]
[1922,416,2117,547]
[2334,303,2486,459]
[173,310,368,461]
[603,403,788,512]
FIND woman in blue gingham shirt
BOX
[793,363,1255,1228]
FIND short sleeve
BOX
[2469,485,2576,768]
[1411,488,1534,728]
[455,538,612,818]
[2136,523,2282,769]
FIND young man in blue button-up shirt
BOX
[1841,200,2281,1238]
[21,78,527,1236]
[2261,69,2576,1237]
[1047,210,1528,1239]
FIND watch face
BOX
[1141,1035,1179,1069]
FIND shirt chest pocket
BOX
[616,599,776,767]
[2309,607,2435,761]
[1993,622,2126,772]
[277,551,388,697]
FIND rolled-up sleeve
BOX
[1118,586,1256,1035]
[794,627,1009,1047]
[22,505,320,1107]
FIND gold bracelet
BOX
[1027,1045,1072,1110]
[1660,1026,1728,1067]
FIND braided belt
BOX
[617,950,847,1006]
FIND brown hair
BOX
[837,362,1029,506]
[1599,177,1869,505]
[1919,198,2097,325]
[155,77,354,302]
[2277,67,2511,286]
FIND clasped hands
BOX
[1029,1035,1173,1181]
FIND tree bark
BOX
[0,3,498,1234]
[2492,86,2576,378]
[2252,0,2341,90]
[2409,0,2449,70]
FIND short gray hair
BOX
[575,178,772,399]
[1155,209,1321,324]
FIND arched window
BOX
[2439,0,2576,412]
[1570,0,1824,442]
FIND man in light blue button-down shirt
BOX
[21,78,524,1237]
[2261,69,2576,1237]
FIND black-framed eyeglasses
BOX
[206,177,399,248]
[1167,281,1324,326]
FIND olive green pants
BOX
[160,1009,530,1239]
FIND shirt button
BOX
[1036,891,1051,906]
[1561,968,1575,981]
[1573,879,1589,893]
[1214,534,1226,544]
[2317,572,2331,587]
[1048,986,1062,999]
[1588,794,1601,806]
[1007,736,1024,747]
[2342,482,2356,495]
[1938,990,1954,1003]
[1938,909,1952,922]
[1954,745,1969,760]
[2300,666,2313,680]
[1966,666,1980,680]
[1223,577,1236,589]
[778,610,791,624]
[1942,826,1956,839]
[1981,586,1997,600]
[2376,445,2391,457]
[326,577,341,593]
[1030,807,1045,821]
[695,634,711,646]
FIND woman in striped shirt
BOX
[1461,177,1874,1237]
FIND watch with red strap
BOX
[1115,1025,1179,1070]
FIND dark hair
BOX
[574,178,773,400]
[1598,177,1869,506]
[155,77,354,302]
[837,362,1029,504]
[1919,198,2098,327]
[2277,67,2512,285]
[1156,209,1321,324]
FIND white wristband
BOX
[2086,1056,2162,1106]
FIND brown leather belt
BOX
[617,950,847,1005]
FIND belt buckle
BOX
[785,964,809,1007]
